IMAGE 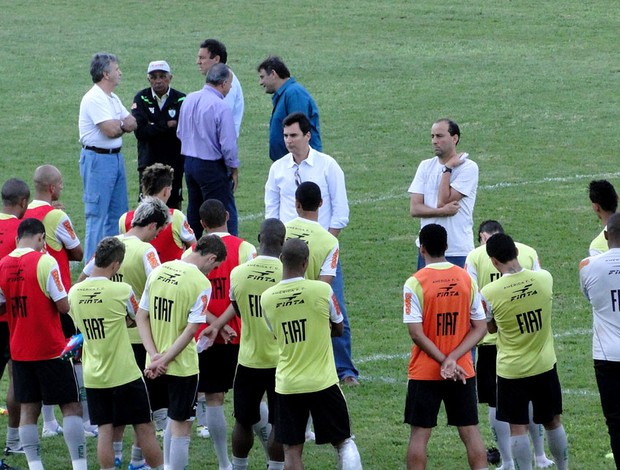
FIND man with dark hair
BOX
[588,179,618,256]
[0,218,87,470]
[403,223,487,470]
[119,163,195,263]
[177,63,240,237]
[0,178,29,458]
[197,39,244,137]
[132,60,186,210]
[580,212,620,468]
[191,199,255,469]
[483,234,569,470]
[79,52,138,260]
[409,119,478,270]
[136,234,226,470]
[257,56,321,161]
[465,220,552,470]
[261,238,361,470]
[264,112,358,385]
[69,237,164,470]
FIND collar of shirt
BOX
[151,87,170,109]
[203,84,224,100]
[273,77,297,102]
[285,147,317,168]
[280,276,305,284]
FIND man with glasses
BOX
[177,63,239,237]
[132,61,186,210]
[264,112,359,386]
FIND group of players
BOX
[0,160,362,470]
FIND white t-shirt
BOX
[79,84,129,148]
[579,247,620,361]
[408,154,478,257]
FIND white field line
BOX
[239,172,620,221]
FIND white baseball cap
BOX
[147,60,171,74]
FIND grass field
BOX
[1,0,619,468]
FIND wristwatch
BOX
[443,166,453,174]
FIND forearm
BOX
[447,321,487,360]
[410,330,447,364]
[437,173,454,207]
[159,323,199,365]
[136,310,159,357]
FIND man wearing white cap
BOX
[132,61,187,209]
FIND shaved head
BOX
[281,238,309,270]
[33,164,62,191]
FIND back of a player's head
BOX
[478,219,504,242]
[259,218,286,248]
[2,178,30,206]
[206,63,231,86]
[199,199,227,228]
[17,218,45,239]
[283,112,311,135]
[606,213,620,244]
[94,236,126,268]
[33,164,62,191]
[141,163,174,196]
[295,181,322,211]
[485,233,518,263]
[589,180,618,212]
[281,238,309,270]
[131,196,170,229]
[194,234,227,262]
[419,224,447,258]
[257,55,290,79]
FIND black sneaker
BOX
[3,447,24,457]
[487,447,501,465]
[0,459,20,470]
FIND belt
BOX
[82,146,122,154]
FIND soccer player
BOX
[0,218,87,470]
[225,218,286,470]
[119,163,195,263]
[69,237,163,470]
[482,233,569,470]
[191,199,256,469]
[403,224,487,470]
[579,212,620,468]
[136,234,227,470]
[465,220,552,469]
[261,239,362,470]
[0,178,29,457]
[587,179,618,256]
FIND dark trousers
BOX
[595,359,620,469]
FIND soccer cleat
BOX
[114,457,122,468]
[486,447,501,465]
[42,424,63,438]
[3,446,24,456]
[196,425,210,438]
[127,464,151,470]
[84,425,98,438]
[535,454,555,468]
[0,459,20,470]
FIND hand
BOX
[122,115,138,132]
[144,353,168,378]
[229,167,238,193]
[166,120,177,128]
[220,325,237,343]
[445,153,467,170]
[199,324,220,343]
[441,200,460,216]
[441,358,467,384]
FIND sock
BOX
[113,441,123,462]
[6,426,20,448]
[170,436,190,470]
[163,421,172,467]
[19,423,42,466]
[153,408,168,433]
[206,405,231,469]
[42,404,59,429]
[196,395,207,427]
[545,425,568,470]
[232,456,248,470]
[489,407,513,468]
[267,461,285,470]
[335,438,363,470]
[511,434,533,470]
[252,401,271,458]
[73,364,90,425]
[63,415,87,465]
[131,445,145,466]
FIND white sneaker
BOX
[42,424,63,438]
[305,430,316,442]
[84,424,98,438]
[196,425,210,438]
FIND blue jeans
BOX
[184,157,238,237]
[79,149,128,260]
[416,253,467,270]
[332,261,358,380]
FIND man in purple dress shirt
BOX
[177,63,240,237]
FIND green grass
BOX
[1,0,619,468]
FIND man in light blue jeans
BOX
[78,52,137,259]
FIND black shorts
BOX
[86,378,152,426]
[13,358,79,405]
[145,374,198,421]
[132,343,147,371]
[275,384,351,446]
[404,378,479,428]
[476,345,497,406]
[0,322,10,379]
[496,364,563,425]
[198,343,239,393]
[233,364,276,426]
